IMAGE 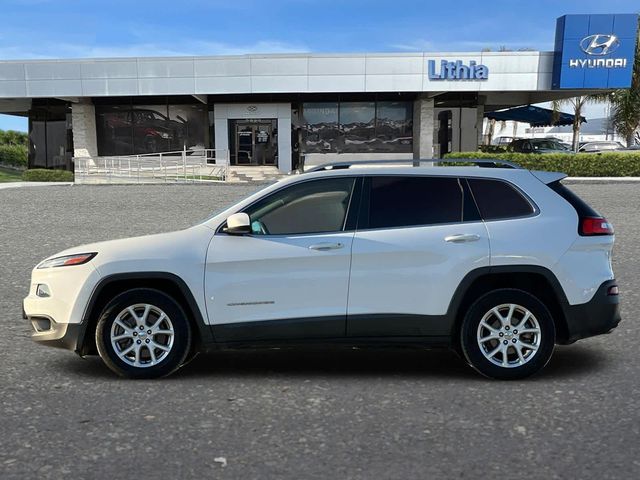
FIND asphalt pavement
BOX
[0,182,638,479]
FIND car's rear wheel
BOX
[95,289,192,379]
[460,289,555,380]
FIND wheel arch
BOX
[448,266,572,346]
[77,272,213,356]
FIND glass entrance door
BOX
[231,120,277,166]
[236,124,254,165]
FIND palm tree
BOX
[551,95,606,151]
[609,90,640,146]
[607,24,640,147]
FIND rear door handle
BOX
[308,242,344,251]
[444,234,481,243]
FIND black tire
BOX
[460,289,555,380]
[95,288,192,379]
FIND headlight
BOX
[37,253,97,269]
[160,132,170,139]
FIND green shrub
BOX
[478,144,508,153]
[22,169,74,182]
[443,151,640,177]
[0,144,28,168]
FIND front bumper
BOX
[23,261,100,353]
[562,279,621,344]
[27,314,85,351]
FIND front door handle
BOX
[308,242,344,251]
[444,234,481,243]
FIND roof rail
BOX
[302,158,523,173]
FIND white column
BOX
[476,104,485,147]
[71,100,98,158]
[277,104,292,173]
[413,96,434,160]
[213,104,229,165]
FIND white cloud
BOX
[390,38,553,52]
[0,38,309,60]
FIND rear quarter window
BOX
[468,178,535,220]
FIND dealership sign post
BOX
[553,14,639,89]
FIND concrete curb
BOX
[0,182,74,190]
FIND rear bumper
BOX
[562,280,621,344]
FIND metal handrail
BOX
[74,148,230,184]
[303,158,523,173]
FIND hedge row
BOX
[0,144,28,168]
[444,152,640,177]
[22,169,74,182]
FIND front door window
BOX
[244,177,356,235]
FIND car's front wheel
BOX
[95,289,192,379]
[460,289,555,380]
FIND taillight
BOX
[580,216,614,236]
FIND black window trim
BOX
[465,177,540,223]
[215,175,363,237]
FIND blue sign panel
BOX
[553,14,638,89]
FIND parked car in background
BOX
[544,137,572,149]
[578,141,625,153]
[508,138,570,154]
[621,144,640,151]
[492,136,521,146]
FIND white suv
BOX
[23,160,620,380]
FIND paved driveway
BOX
[0,183,638,479]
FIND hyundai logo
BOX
[580,34,620,56]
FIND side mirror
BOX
[225,212,251,235]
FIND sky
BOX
[0,0,636,131]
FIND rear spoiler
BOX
[529,170,568,184]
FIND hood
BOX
[43,225,214,275]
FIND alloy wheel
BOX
[476,303,542,368]
[110,303,175,368]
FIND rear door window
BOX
[366,176,468,229]
[467,178,535,220]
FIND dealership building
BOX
[0,13,637,175]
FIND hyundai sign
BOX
[552,14,638,89]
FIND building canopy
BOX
[485,105,586,127]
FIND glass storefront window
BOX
[302,102,339,153]
[131,105,172,153]
[340,102,375,153]
[375,101,413,153]
[168,104,207,151]
[96,99,207,156]
[45,120,68,169]
[301,101,413,154]
[29,120,47,168]
[96,107,133,156]
[28,101,74,170]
